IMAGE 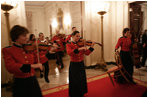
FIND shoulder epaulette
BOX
[5,46,12,48]
[120,36,124,38]
[67,42,71,44]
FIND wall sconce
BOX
[52,18,58,28]
[97,2,110,71]
[64,13,71,33]
[1,1,18,45]
[52,18,58,34]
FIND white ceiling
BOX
[25,1,48,6]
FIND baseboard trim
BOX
[85,61,116,69]
[106,61,116,65]
[1,83,9,88]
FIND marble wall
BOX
[25,6,46,37]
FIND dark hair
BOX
[71,31,79,36]
[122,28,130,36]
[144,29,147,34]
[72,27,76,30]
[29,34,35,41]
[10,25,29,42]
[39,32,43,37]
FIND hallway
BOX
[1,1,147,97]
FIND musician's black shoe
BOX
[131,81,136,85]
[40,73,43,78]
[56,61,59,65]
[61,66,64,69]
[45,75,49,83]
[45,78,50,83]
[129,78,137,84]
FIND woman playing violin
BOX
[28,34,36,43]
[2,25,43,96]
[66,31,95,97]
[65,27,77,43]
[2,25,57,96]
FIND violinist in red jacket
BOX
[52,30,65,69]
[65,27,77,43]
[2,25,57,96]
[37,32,50,82]
[66,31,95,97]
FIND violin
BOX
[23,43,36,52]
[57,34,66,39]
[38,42,52,51]
[23,43,50,52]
[76,39,102,47]
[23,41,60,52]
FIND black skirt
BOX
[69,61,88,97]
[13,76,42,97]
[120,51,133,77]
[114,51,134,82]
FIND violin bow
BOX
[84,39,86,47]
[95,42,103,47]
[34,29,40,63]
[86,40,102,47]
[35,38,40,63]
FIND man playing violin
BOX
[38,32,46,43]
[52,30,65,69]
[37,32,51,83]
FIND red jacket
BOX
[2,43,51,78]
[115,36,131,52]
[66,42,94,62]
[2,44,37,78]
[37,40,48,64]
[65,35,71,43]
[52,35,65,52]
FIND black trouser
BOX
[56,51,64,68]
[13,76,42,97]
[120,51,134,81]
[41,61,49,80]
[142,47,147,66]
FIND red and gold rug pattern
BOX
[42,73,147,97]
